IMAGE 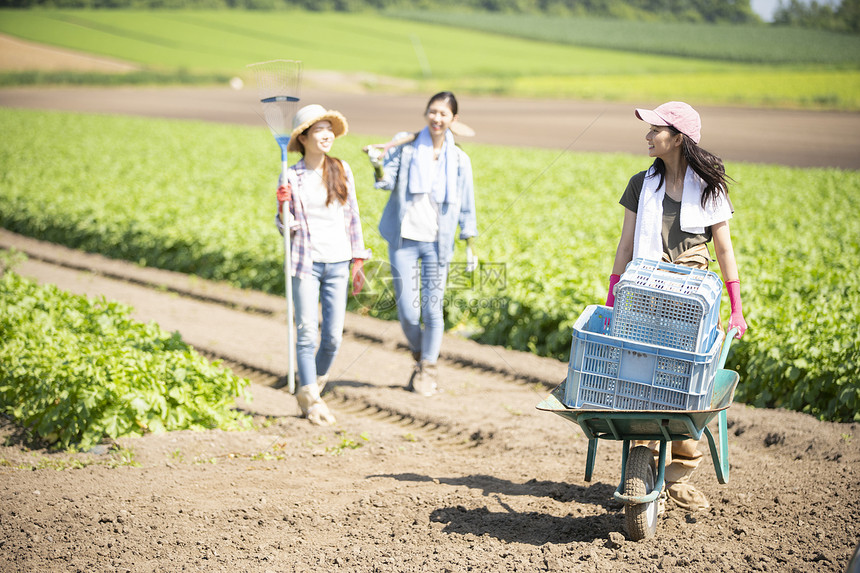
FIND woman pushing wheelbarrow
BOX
[606,101,748,512]
[540,101,749,540]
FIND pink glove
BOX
[606,274,621,307]
[726,280,747,339]
[351,259,366,296]
[276,183,292,215]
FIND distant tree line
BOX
[774,0,859,33]
[0,0,758,23]
[2,0,858,31]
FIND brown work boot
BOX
[666,481,710,511]
[411,361,438,397]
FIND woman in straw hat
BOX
[365,91,478,396]
[276,104,371,425]
[606,101,748,511]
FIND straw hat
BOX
[449,121,475,137]
[288,104,348,152]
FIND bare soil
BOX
[2,231,859,573]
[1,36,859,573]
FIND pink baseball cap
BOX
[635,101,701,144]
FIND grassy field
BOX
[1,109,858,420]
[1,9,859,109]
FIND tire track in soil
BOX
[208,351,488,450]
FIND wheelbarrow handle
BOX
[718,327,740,370]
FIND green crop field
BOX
[1,9,859,109]
[1,109,858,422]
[392,11,860,66]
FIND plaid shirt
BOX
[277,158,371,280]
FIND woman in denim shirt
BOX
[367,92,478,396]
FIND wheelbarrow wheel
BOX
[624,445,660,541]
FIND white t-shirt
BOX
[401,157,442,242]
[300,172,351,263]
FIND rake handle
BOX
[279,143,296,395]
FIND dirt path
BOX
[4,84,860,170]
[2,229,858,572]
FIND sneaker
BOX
[412,361,438,397]
[666,481,710,511]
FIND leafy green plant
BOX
[0,271,253,450]
[720,164,860,423]
[0,248,26,275]
[326,431,370,455]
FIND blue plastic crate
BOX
[564,305,724,411]
[611,258,722,353]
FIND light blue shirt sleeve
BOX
[457,151,477,239]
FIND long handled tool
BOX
[248,59,302,394]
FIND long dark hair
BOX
[296,127,349,206]
[650,127,732,208]
[321,155,349,206]
[426,91,458,115]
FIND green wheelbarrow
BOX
[537,329,739,541]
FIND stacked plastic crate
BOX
[563,259,724,411]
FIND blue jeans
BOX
[291,261,350,388]
[389,239,449,364]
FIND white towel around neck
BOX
[407,126,457,205]
[632,165,732,261]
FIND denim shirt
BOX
[374,132,478,265]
